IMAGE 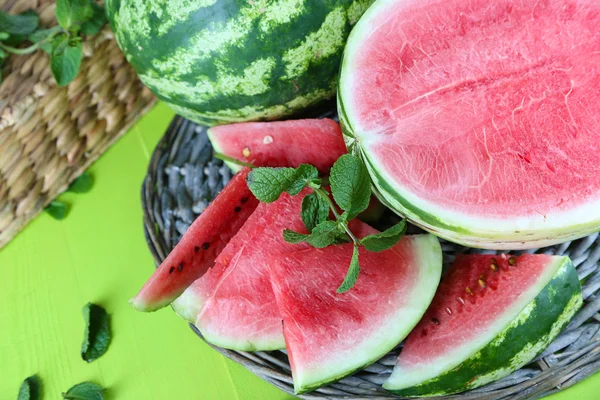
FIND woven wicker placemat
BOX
[0,0,156,248]
[142,115,600,399]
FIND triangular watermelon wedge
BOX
[130,167,259,312]
[208,118,347,173]
[268,234,443,394]
[384,253,582,397]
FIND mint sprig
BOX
[247,154,406,293]
[0,1,107,85]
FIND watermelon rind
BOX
[171,289,203,323]
[206,128,242,173]
[337,0,600,250]
[383,256,583,397]
[294,234,443,394]
[106,0,375,125]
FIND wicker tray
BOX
[142,115,600,399]
[0,0,156,248]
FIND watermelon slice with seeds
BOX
[384,253,582,397]
[130,167,258,312]
[208,118,347,173]
[338,0,600,249]
[269,234,442,393]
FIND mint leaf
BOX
[0,32,9,40]
[68,171,93,193]
[330,154,371,219]
[337,245,360,293]
[247,165,318,203]
[80,2,107,36]
[50,35,82,86]
[18,375,40,400]
[45,200,69,219]
[304,220,343,248]
[361,220,407,252]
[56,0,94,31]
[0,10,39,35]
[81,303,110,362]
[301,192,330,232]
[283,229,308,244]
[62,382,104,400]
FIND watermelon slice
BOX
[173,190,311,351]
[208,119,347,173]
[338,0,600,249]
[130,167,259,312]
[384,254,582,397]
[269,234,443,394]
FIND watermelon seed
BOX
[178,262,184,272]
[478,279,486,288]
[242,147,251,158]
[445,307,452,315]
[458,297,465,304]
[508,256,517,266]
[194,246,200,252]
[202,242,210,250]
[490,263,498,272]
[169,267,175,274]
[234,206,242,212]
[241,197,249,204]
[263,135,274,144]
[466,287,474,295]
[431,318,440,325]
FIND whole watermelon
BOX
[105,0,374,125]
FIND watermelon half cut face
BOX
[269,234,442,394]
[339,0,600,249]
[384,254,582,396]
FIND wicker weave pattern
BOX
[0,0,156,248]
[143,115,600,400]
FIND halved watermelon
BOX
[208,118,347,173]
[269,234,442,394]
[130,167,258,312]
[338,0,600,249]
[384,254,582,397]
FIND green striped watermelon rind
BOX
[383,257,583,397]
[106,0,375,126]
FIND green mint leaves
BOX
[81,303,111,363]
[330,154,371,219]
[0,1,107,86]
[246,154,407,293]
[62,382,104,400]
[17,375,40,400]
[247,164,319,202]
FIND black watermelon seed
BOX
[194,246,200,252]
[178,262,184,271]
[241,197,249,204]
[431,318,440,325]
[169,267,175,274]
[234,206,242,212]
[202,242,210,250]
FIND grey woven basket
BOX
[142,114,600,399]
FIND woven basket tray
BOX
[0,0,156,248]
[142,115,600,399]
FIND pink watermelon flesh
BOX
[130,167,258,312]
[342,0,600,219]
[269,233,443,393]
[208,118,347,173]
[191,190,312,351]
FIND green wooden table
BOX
[1,103,599,399]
